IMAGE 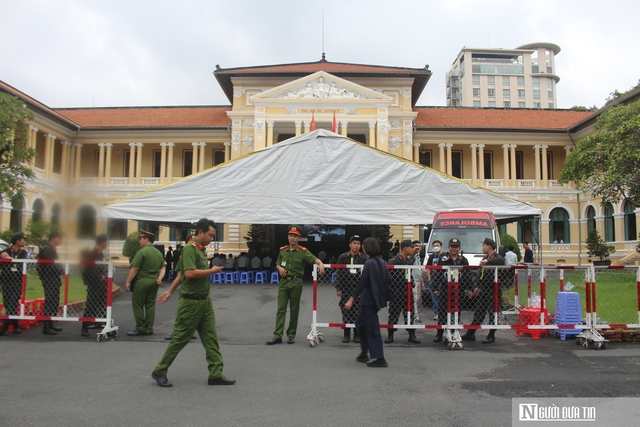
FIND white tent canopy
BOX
[101,130,541,225]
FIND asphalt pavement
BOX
[1,267,639,427]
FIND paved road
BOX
[1,268,639,426]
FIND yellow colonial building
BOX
[1,57,638,265]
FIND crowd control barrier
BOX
[309,263,597,350]
[0,258,118,341]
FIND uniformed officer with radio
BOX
[432,238,469,343]
[336,235,368,343]
[266,225,325,345]
[0,232,28,336]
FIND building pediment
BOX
[249,71,392,103]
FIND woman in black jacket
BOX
[344,237,390,368]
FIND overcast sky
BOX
[1,0,638,110]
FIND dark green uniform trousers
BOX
[154,297,223,379]
[273,278,303,339]
[131,280,159,333]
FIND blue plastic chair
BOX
[255,271,267,283]
[239,272,251,284]
[270,271,280,284]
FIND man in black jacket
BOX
[386,240,420,344]
[461,238,506,344]
[37,231,65,335]
[0,232,28,335]
[432,238,470,343]
[335,235,368,343]
[80,234,109,337]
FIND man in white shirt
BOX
[504,245,518,266]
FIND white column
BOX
[136,143,143,184]
[510,144,517,187]
[223,142,231,162]
[564,145,573,188]
[98,143,106,183]
[470,144,477,184]
[541,145,549,187]
[303,120,311,134]
[294,121,302,137]
[43,134,54,178]
[477,144,485,187]
[267,120,274,147]
[128,142,136,184]
[446,143,453,175]
[199,142,206,172]
[340,121,348,137]
[104,143,113,184]
[159,143,167,184]
[438,143,446,172]
[413,143,420,163]
[60,141,72,180]
[74,144,83,185]
[533,145,541,186]
[501,144,510,186]
[368,121,376,148]
[191,142,199,174]
[166,143,174,181]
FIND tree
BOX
[25,219,59,250]
[0,92,35,201]
[559,99,640,207]
[584,228,615,261]
[571,105,598,112]
[500,233,522,261]
[605,80,640,105]
[122,231,141,264]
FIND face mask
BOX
[433,246,441,252]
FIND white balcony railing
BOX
[484,179,504,188]
[517,179,536,188]
[110,178,129,185]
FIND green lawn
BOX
[1,272,116,306]
[503,270,638,325]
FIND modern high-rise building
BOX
[446,42,560,109]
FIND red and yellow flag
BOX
[332,112,337,132]
[310,113,316,131]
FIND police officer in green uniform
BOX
[266,225,325,345]
[125,230,165,336]
[152,218,234,387]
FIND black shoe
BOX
[0,323,8,336]
[87,323,105,330]
[482,335,495,344]
[43,324,57,335]
[208,376,236,386]
[384,333,394,344]
[127,330,145,336]
[342,329,350,343]
[12,324,21,334]
[353,334,360,343]
[287,336,295,344]
[408,333,421,344]
[81,325,89,337]
[433,334,443,343]
[49,323,62,332]
[356,352,370,363]
[367,358,388,368]
[151,371,173,388]
[191,334,197,340]
[165,333,174,340]
[266,337,282,345]
[461,334,475,341]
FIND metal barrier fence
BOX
[0,259,118,341]
[309,263,595,350]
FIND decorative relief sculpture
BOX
[278,77,370,100]
[402,88,411,98]
[390,120,401,129]
[346,107,357,115]
[243,119,253,128]
[242,135,255,152]
[232,131,240,152]
[377,119,387,133]
[255,119,264,131]
[388,135,401,153]
[286,107,297,114]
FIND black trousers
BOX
[339,286,359,326]
[2,276,22,323]
[84,280,107,319]
[42,280,61,317]
[355,305,384,359]
[387,286,413,332]
[471,288,502,326]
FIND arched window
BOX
[10,196,23,232]
[604,203,615,242]
[51,203,61,227]
[77,205,97,239]
[586,206,596,233]
[32,199,44,223]
[624,200,637,241]
[549,207,570,243]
